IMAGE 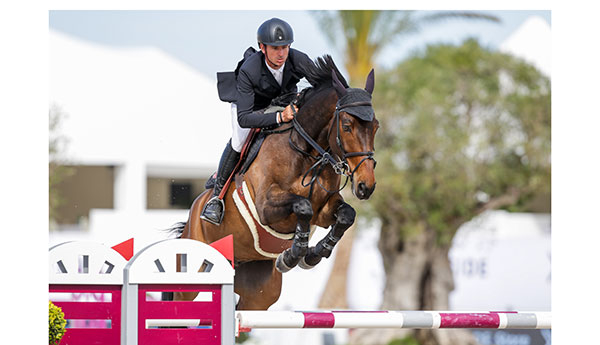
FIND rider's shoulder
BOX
[288,48,312,68]
[239,50,264,73]
[289,48,309,60]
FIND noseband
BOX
[288,98,376,196]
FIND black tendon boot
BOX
[200,140,241,225]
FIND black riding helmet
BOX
[257,18,294,47]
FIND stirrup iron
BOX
[200,196,225,225]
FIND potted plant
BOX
[49,301,66,344]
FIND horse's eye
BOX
[342,124,352,132]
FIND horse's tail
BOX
[161,221,186,302]
[163,221,186,239]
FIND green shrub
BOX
[387,335,421,345]
[235,331,250,343]
[49,301,67,344]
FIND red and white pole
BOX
[236,311,551,335]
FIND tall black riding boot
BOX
[200,140,241,225]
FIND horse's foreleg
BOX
[299,201,356,269]
[274,197,313,273]
[255,187,314,273]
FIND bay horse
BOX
[171,55,379,310]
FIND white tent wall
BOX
[50,29,230,238]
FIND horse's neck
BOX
[295,93,335,151]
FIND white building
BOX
[50,29,230,250]
[500,16,551,77]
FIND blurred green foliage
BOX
[312,10,499,85]
[49,104,74,227]
[387,335,422,345]
[364,39,550,245]
[235,331,250,343]
[49,301,66,344]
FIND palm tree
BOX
[312,10,500,345]
[313,10,500,84]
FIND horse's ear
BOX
[365,68,375,95]
[332,70,347,97]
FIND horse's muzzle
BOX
[355,181,376,200]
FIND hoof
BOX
[275,254,293,273]
[299,250,322,269]
[298,256,316,270]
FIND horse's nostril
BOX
[356,182,374,199]
[358,183,367,195]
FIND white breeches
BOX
[230,103,250,152]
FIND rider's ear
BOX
[332,70,347,98]
[365,69,375,95]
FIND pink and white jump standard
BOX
[50,239,551,345]
[235,310,551,335]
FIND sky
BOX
[49,10,551,80]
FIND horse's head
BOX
[329,69,379,200]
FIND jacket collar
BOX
[280,60,293,88]
[260,55,281,89]
[260,51,294,89]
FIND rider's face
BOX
[260,44,289,69]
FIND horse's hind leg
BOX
[300,201,356,269]
[235,260,282,310]
[173,291,199,301]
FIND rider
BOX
[201,17,314,225]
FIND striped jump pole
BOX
[235,311,551,335]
